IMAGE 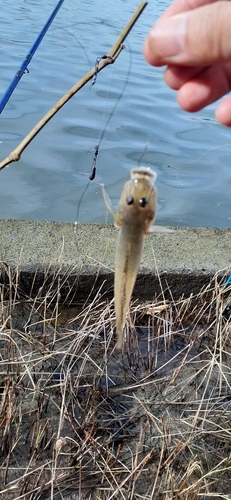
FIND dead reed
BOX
[0,262,231,499]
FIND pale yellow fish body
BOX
[103,166,158,349]
[114,167,157,349]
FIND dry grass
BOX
[0,262,231,499]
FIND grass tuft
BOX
[0,263,231,499]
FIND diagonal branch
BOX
[0,2,147,171]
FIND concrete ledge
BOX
[0,219,230,301]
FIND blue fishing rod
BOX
[0,0,65,114]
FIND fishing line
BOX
[74,61,116,230]
[51,24,132,228]
[60,26,92,72]
[93,41,133,164]
[88,56,116,181]
[50,22,133,228]
[137,143,150,167]
[49,23,103,231]
[91,55,113,88]
[74,40,133,228]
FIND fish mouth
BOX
[130,166,157,183]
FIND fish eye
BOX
[126,195,134,205]
[139,197,148,207]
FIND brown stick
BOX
[0,2,148,171]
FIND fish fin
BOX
[145,225,175,234]
[100,183,116,218]
[114,215,122,229]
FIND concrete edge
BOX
[0,219,230,302]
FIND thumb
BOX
[144,1,231,66]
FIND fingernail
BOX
[149,16,186,58]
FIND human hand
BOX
[143,0,231,126]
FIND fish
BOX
[102,166,173,350]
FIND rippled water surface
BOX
[0,0,231,228]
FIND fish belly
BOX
[114,226,143,349]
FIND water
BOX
[0,0,231,228]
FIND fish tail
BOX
[115,331,123,350]
[115,295,126,350]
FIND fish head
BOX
[115,166,157,233]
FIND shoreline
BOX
[0,219,230,301]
